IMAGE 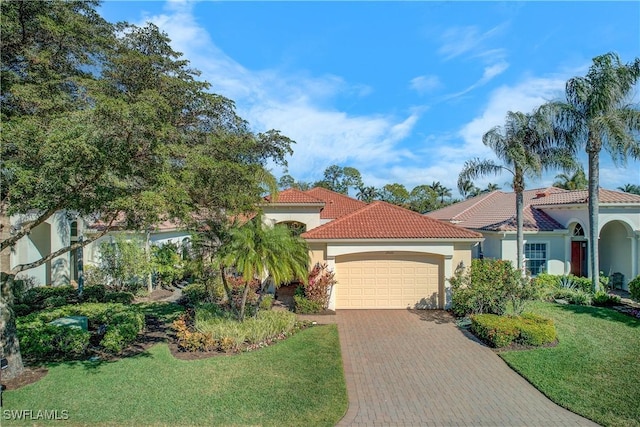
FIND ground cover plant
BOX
[500,301,640,427]
[3,325,347,427]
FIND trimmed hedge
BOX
[17,303,145,360]
[470,313,557,348]
[14,284,134,316]
[294,295,323,314]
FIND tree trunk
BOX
[587,144,600,293]
[219,267,238,317]
[515,189,524,272]
[0,273,24,381]
[238,283,250,322]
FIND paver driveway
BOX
[330,310,597,427]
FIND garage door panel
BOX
[336,253,441,309]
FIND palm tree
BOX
[553,168,588,190]
[458,179,475,199]
[484,183,501,192]
[617,183,640,195]
[459,107,575,272]
[217,215,309,321]
[430,181,452,203]
[551,52,640,292]
[356,185,379,203]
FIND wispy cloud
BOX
[138,0,419,183]
[410,75,442,95]
[438,24,508,60]
[443,60,510,100]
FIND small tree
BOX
[97,236,150,292]
[151,242,183,289]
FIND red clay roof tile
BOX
[302,201,483,240]
[304,187,368,219]
[264,188,325,204]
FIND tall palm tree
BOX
[430,181,452,203]
[484,183,501,192]
[617,183,640,195]
[553,168,588,190]
[551,52,640,292]
[217,215,309,321]
[458,179,475,199]
[459,107,575,272]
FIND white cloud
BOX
[438,24,508,60]
[410,75,442,94]
[443,60,510,100]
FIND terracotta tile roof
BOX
[535,188,640,205]
[426,187,640,232]
[304,187,368,219]
[264,188,325,204]
[302,201,483,240]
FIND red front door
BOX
[570,241,587,277]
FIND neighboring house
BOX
[9,211,191,287]
[263,188,483,310]
[426,187,640,290]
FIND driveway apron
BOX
[333,310,598,427]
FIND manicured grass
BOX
[4,325,347,426]
[500,301,640,427]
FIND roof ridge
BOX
[452,191,503,220]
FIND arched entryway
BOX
[278,221,307,237]
[599,220,634,289]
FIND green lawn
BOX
[500,301,640,427]
[3,324,347,426]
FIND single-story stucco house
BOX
[426,187,640,290]
[263,187,483,310]
[9,187,482,310]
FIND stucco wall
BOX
[262,206,323,231]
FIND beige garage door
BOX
[335,252,442,309]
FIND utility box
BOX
[48,316,88,331]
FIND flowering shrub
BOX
[298,263,336,311]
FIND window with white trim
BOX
[524,243,547,276]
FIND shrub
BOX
[553,288,592,305]
[470,313,557,348]
[17,303,145,360]
[629,276,640,301]
[449,259,532,317]
[294,295,323,314]
[18,285,78,314]
[259,294,274,311]
[302,263,336,309]
[81,284,107,303]
[19,324,90,360]
[592,291,621,307]
[104,291,135,305]
[182,283,209,305]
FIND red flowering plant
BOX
[301,263,337,310]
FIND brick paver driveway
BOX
[331,310,597,427]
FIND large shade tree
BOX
[459,107,575,273]
[551,52,640,292]
[0,1,294,379]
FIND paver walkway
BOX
[317,310,598,427]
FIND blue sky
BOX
[99,1,640,197]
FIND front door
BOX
[570,241,587,277]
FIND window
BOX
[524,243,547,276]
[573,224,585,237]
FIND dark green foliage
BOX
[592,291,621,307]
[629,276,640,301]
[81,284,107,303]
[19,286,78,313]
[17,303,144,360]
[450,259,535,317]
[294,295,324,314]
[181,283,209,305]
[103,291,135,305]
[18,324,90,361]
[470,313,557,348]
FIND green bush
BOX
[259,294,274,311]
[81,284,107,303]
[294,295,323,314]
[182,283,209,304]
[450,259,533,317]
[18,324,90,361]
[592,291,621,307]
[104,291,135,305]
[17,303,145,360]
[629,276,640,301]
[19,285,77,314]
[470,313,557,348]
[553,288,592,305]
